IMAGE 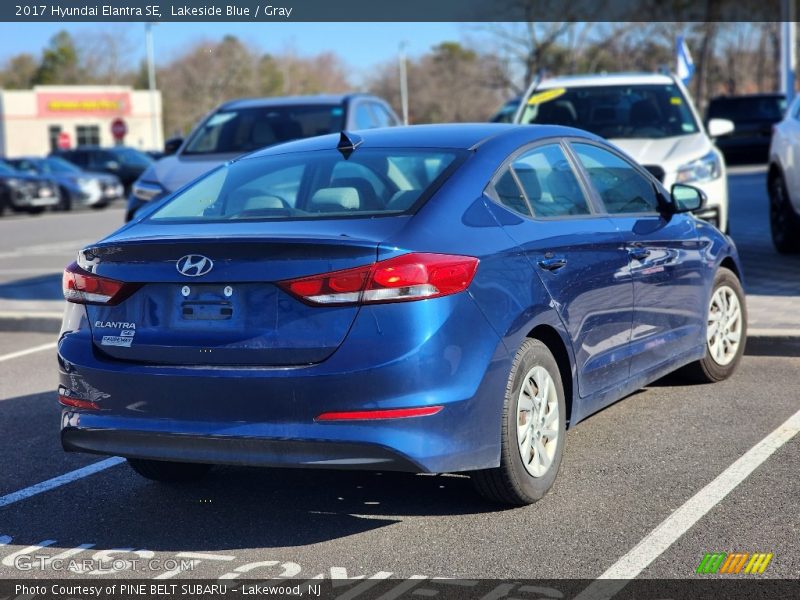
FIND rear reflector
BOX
[62,262,138,305]
[316,406,443,421]
[58,394,100,410]
[279,253,479,306]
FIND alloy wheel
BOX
[516,365,560,477]
[707,285,743,366]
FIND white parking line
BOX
[0,458,125,509]
[575,407,800,600]
[0,342,57,363]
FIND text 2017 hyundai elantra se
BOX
[58,124,746,505]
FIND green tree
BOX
[34,30,81,84]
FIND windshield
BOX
[0,162,17,175]
[112,148,153,168]
[520,84,700,139]
[182,104,346,156]
[148,147,463,222]
[45,157,82,174]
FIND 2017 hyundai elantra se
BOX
[58,124,746,505]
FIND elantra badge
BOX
[176,254,213,277]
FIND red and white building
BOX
[0,85,163,156]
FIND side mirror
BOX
[163,137,184,156]
[707,118,735,138]
[670,184,706,213]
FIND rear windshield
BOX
[147,148,464,222]
[707,96,787,122]
[183,105,346,155]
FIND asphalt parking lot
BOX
[0,171,798,588]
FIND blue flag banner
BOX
[677,35,695,85]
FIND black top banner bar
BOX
[1,0,794,22]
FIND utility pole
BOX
[145,23,159,149]
[399,41,409,125]
[781,0,796,103]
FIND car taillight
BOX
[62,262,137,305]
[278,253,479,306]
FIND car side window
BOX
[512,144,591,217]
[572,143,659,214]
[371,103,397,127]
[492,168,531,216]
[354,103,377,129]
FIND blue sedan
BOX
[57,124,746,505]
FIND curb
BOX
[0,314,62,334]
[745,335,800,358]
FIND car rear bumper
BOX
[62,427,422,471]
[57,295,510,473]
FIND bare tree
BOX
[368,42,505,123]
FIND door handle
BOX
[538,257,567,272]
[628,247,651,261]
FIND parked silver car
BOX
[127,93,401,221]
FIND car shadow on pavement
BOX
[0,391,502,560]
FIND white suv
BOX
[514,72,734,232]
[767,96,800,253]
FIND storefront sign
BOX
[37,92,131,118]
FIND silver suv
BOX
[127,94,401,221]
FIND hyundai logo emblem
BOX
[176,254,214,277]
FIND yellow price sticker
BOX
[527,88,567,105]
[670,97,682,105]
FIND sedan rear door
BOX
[485,141,634,399]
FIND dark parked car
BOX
[59,124,746,505]
[0,160,60,216]
[8,156,124,211]
[490,96,521,123]
[126,93,401,221]
[50,146,153,195]
[706,94,787,164]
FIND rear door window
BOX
[513,144,591,217]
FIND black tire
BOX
[57,187,72,211]
[127,458,212,482]
[681,267,747,383]
[769,172,800,254]
[471,339,566,505]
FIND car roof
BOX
[537,72,675,89]
[244,123,594,158]
[220,94,373,110]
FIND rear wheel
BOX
[769,172,800,254]
[127,458,212,482]
[681,267,746,383]
[471,339,566,505]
